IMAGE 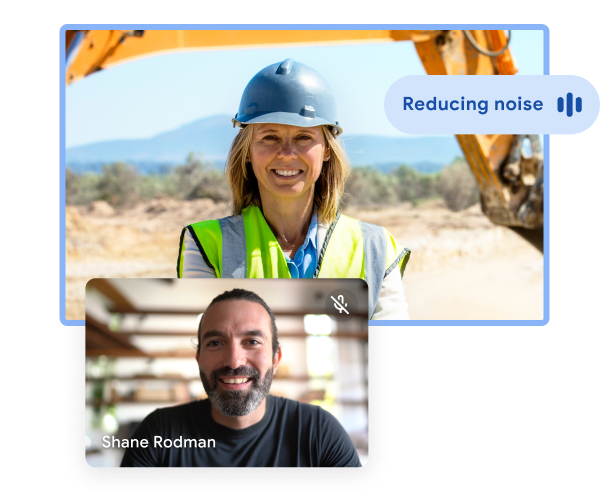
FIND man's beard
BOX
[200,365,274,418]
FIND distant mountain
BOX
[66,115,237,167]
[340,135,460,169]
[66,115,461,172]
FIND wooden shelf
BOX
[86,331,367,358]
[87,399,194,406]
[336,399,369,406]
[87,376,198,382]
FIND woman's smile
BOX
[271,168,304,179]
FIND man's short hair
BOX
[197,288,279,356]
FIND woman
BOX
[177,59,410,319]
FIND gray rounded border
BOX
[60,324,391,495]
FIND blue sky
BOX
[66,30,544,148]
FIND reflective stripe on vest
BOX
[178,205,410,318]
[361,221,387,319]
[219,215,247,278]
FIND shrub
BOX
[343,167,398,207]
[97,162,139,208]
[65,168,101,205]
[167,153,229,202]
[393,165,440,203]
[138,175,168,200]
[438,158,479,211]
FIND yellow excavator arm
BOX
[65,29,543,251]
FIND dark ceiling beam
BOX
[87,279,137,312]
[86,315,147,354]
[86,326,127,350]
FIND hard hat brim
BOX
[232,112,343,136]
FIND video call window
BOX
[85,278,368,467]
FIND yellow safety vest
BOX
[178,205,409,318]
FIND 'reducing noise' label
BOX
[384,76,599,134]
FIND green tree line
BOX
[66,154,229,207]
[66,155,479,212]
[344,158,479,211]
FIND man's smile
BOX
[217,377,253,389]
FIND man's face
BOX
[197,299,280,418]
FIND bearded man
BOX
[120,288,361,467]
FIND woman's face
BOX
[250,123,327,204]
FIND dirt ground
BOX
[66,198,543,321]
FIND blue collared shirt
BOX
[283,211,318,279]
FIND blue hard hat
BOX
[232,58,342,135]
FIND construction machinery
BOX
[65,29,544,251]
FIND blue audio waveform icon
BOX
[557,93,582,117]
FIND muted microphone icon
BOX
[331,294,349,314]
[325,289,359,322]
[557,93,582,117]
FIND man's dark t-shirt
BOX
[120,396,361,467]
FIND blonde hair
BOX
[225,125,351,224]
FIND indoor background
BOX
[85,278,369,466]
